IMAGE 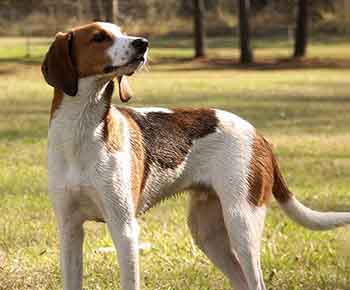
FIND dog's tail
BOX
[272,155,350,230]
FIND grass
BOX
[0,35,350,290]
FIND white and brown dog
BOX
[42,22,350,290]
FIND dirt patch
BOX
[198,57,350,70]
[153,57,350,71]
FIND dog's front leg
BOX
[101,184,140,290]
[57,213,85,290]
[107,213,140,290]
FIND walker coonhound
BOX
[41,22,350,290]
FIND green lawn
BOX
[0,35,350,290]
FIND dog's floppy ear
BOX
[117,76,133,103]
[41,31,78,96]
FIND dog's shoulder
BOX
[117,106,219,143]
[116,106,219,191]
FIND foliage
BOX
[0,0,348,36]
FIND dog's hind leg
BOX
[220,200,267,290]
[187,192,249,290]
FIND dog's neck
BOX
[52,76,112,123]
[69,76,111,105]
[49,76,115,158]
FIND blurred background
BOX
[1,1,350,290]
[0,0,350,62]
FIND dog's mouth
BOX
[103,55,146,75]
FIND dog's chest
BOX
[48,123,99,183]
[48,115,108,219]
[48,147,107,221]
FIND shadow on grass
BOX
[0,67,18,75]
[0,126,48,142]
[152,57,350,72]
[0,108,48,141]
[1,54,350,73]
[0,57,43,65]
[149,34,350,49]
[269,279,350,290]
[249,95,350,104]
[327,282,350,290]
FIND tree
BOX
[193,0,206,58]
[105,0,119,23]
[294,0,308,58]
[238,0,253,64]
[90,0,103,21]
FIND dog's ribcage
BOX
[121,107,255,215]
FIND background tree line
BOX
[0,0,348,63]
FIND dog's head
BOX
[41,22,148,102]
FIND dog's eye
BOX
[92,32,108,43]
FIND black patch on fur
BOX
[119,108,219,190]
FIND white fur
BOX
[134,107,173,114]
[281,197,350,230]
[98,22,140,67]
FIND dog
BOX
[42,22,350,290]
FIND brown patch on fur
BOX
[102,81,123,152]
[71,22,115,78]
[42,22,117,96]
[247,134,275,206]
[188,186,226,246]
[121,109,145,209]
[101,83,144,209]
[117,76,133,103]
[103,111,123,152]
[188,183,216,198]
[41,32,78,96]
[272,151,293,203]
[119,108,219,192]
[247,133,292,206]
[49,88,64,123]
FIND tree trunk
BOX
[294,0,308,58]
[105,0,119,23]
[76,0,83,21]
[193,0,206,58]
[238,0,253,64]
[90,0,103,21]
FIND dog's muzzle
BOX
[131,38,148,55]
[104,38,148,75]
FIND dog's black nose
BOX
[132,38,148,53]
